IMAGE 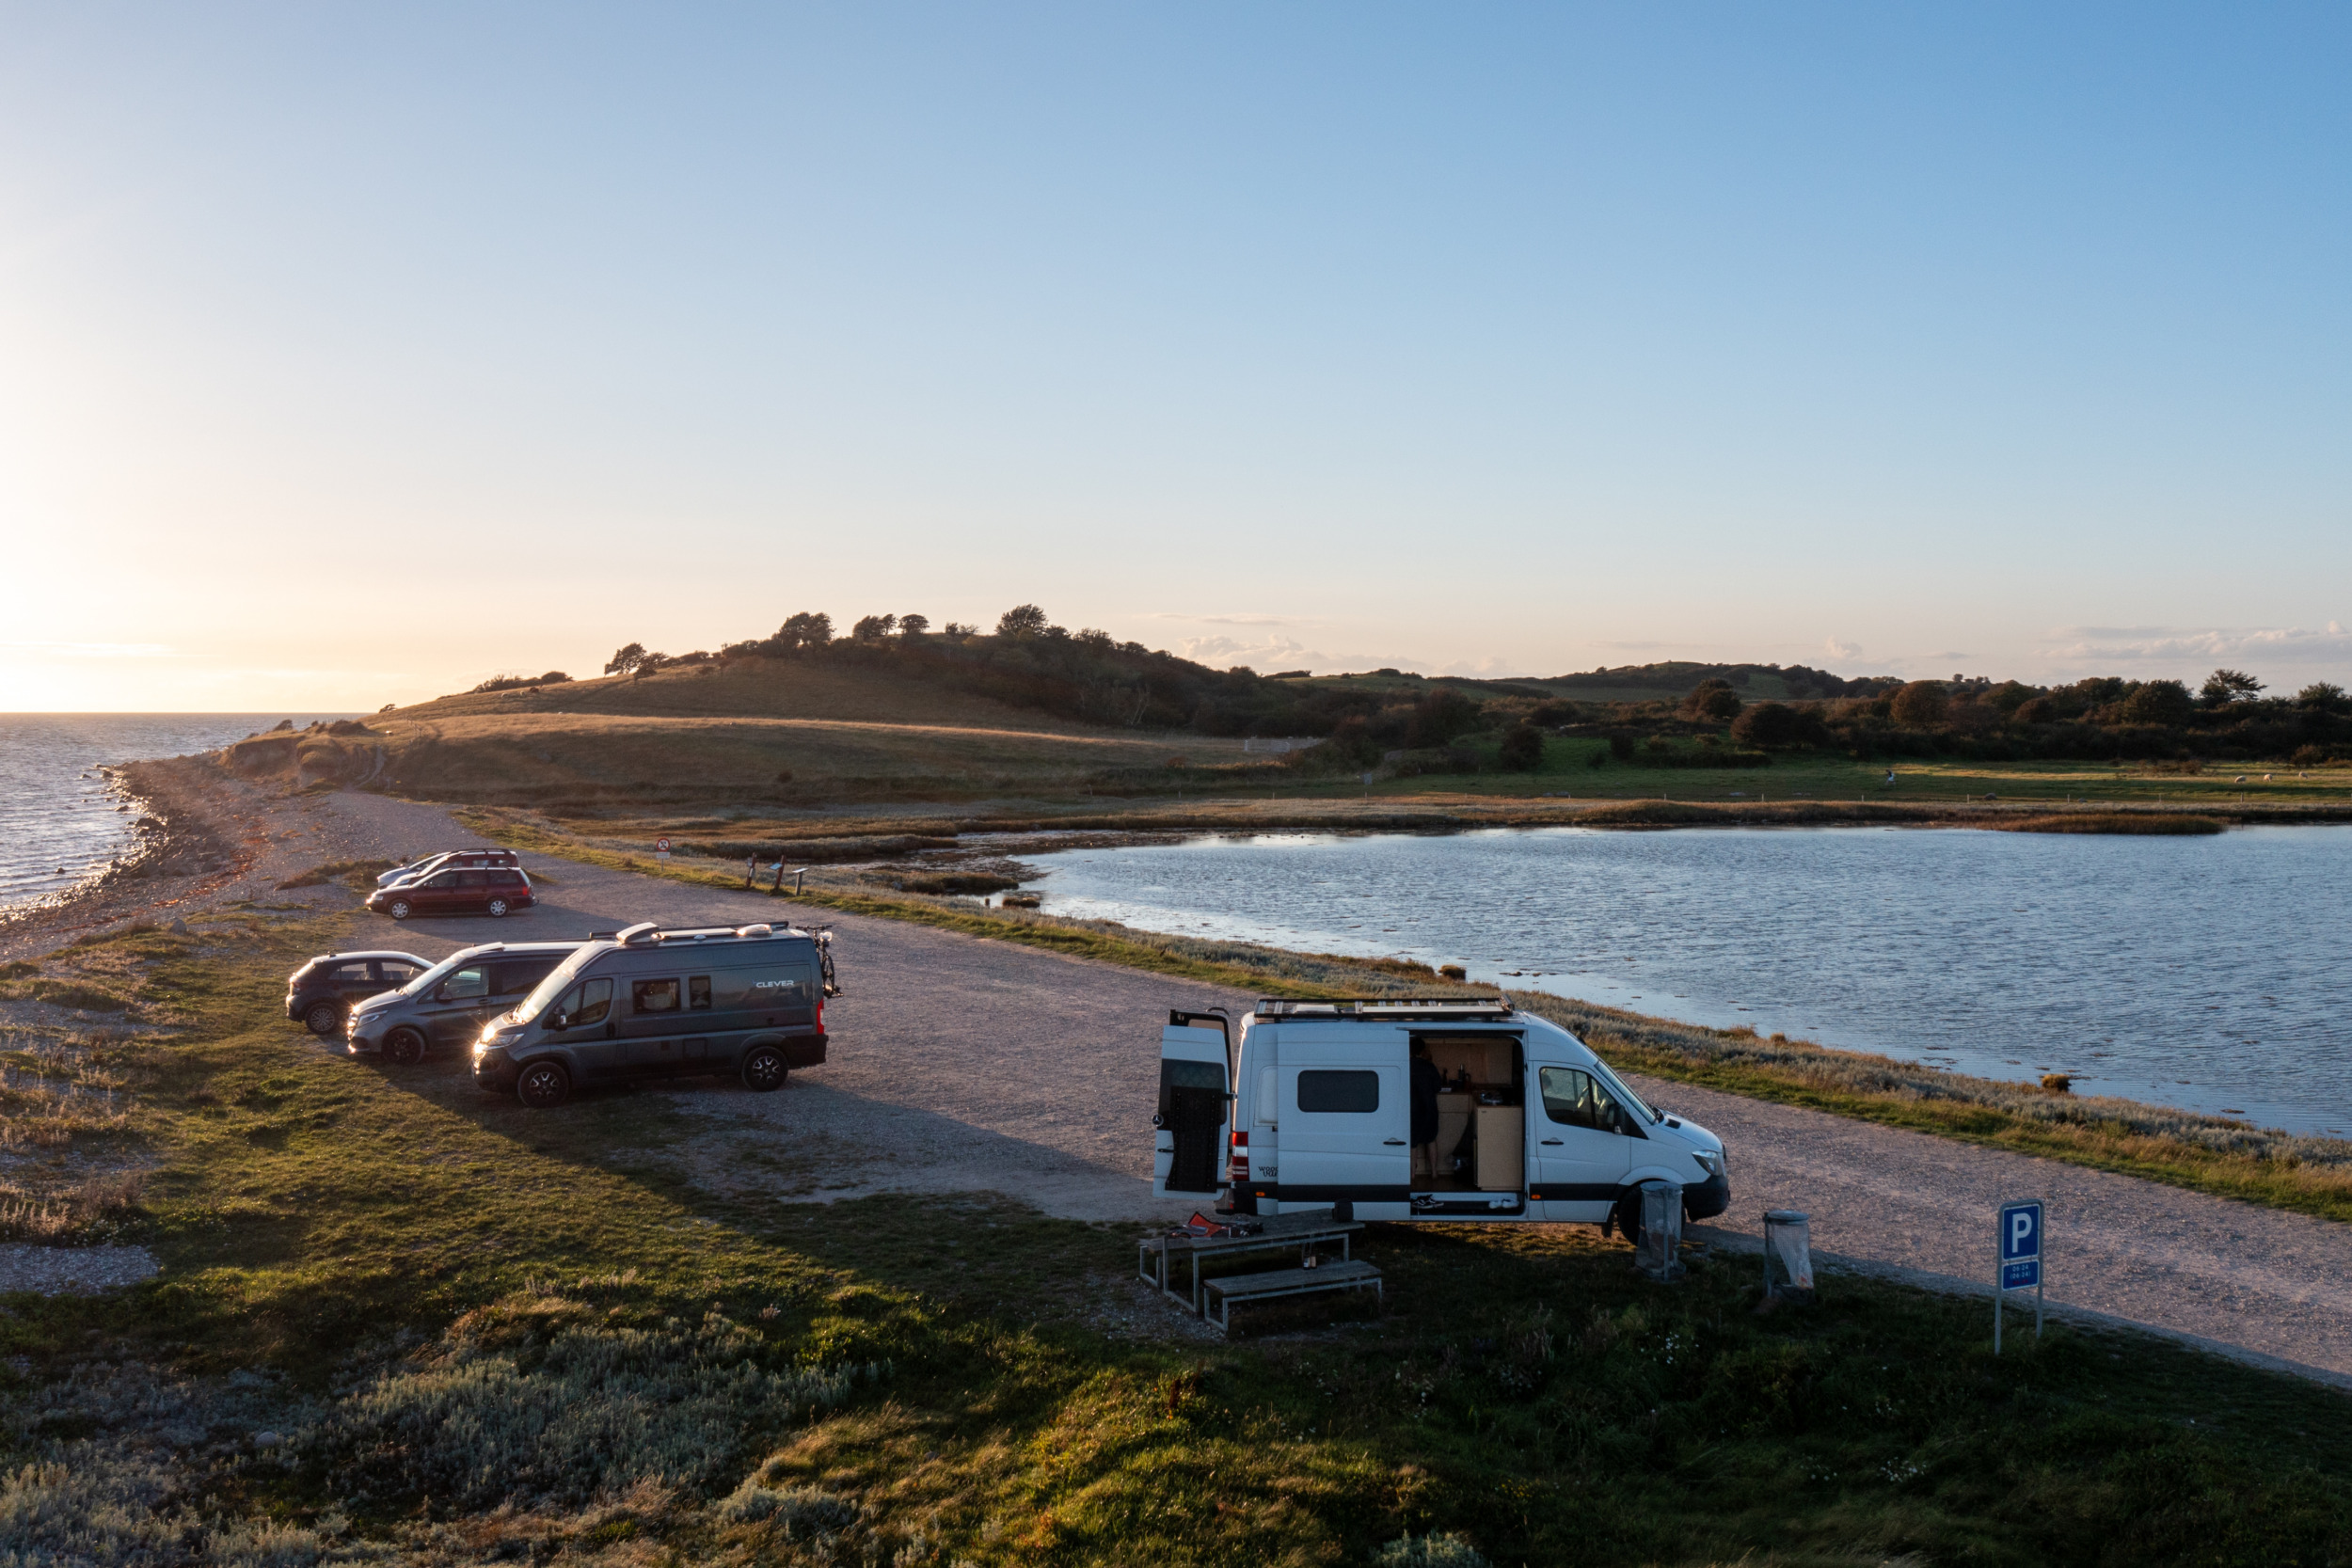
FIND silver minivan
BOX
[473,921,834,1108]
[345,942,584,1065]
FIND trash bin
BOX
[1762,1210,1814,1303]
[1634,1180,1685,1282]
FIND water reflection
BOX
[1020,825,2352,1133]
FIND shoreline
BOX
[12,758,2350,1228]
[0,755,260,963]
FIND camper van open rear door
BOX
[1153,1018,1231,1197]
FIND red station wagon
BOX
[366,865,535,921]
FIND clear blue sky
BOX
[2,3,2346,708]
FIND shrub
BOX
[305,1304,879,1513]
[1496,723,1544,771]
[1606,731,1635,760]
[470,670,571,694]
[1681,679,1741,721]
[1404,689,1484,749]
[2120,679,2193,725]
[1889,681,1948,727]
[1730,702,1800,749]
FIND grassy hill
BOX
[223,656,1276,810]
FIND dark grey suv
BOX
[344,942,582,1065]
[285,950,430,1037]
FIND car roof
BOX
[315,950,433,963]
[444,941,586,959]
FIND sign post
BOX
[654,835,672,864]
[1995,1198,2044,1354]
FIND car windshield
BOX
[517,947,602,1022]
[396,952,480,996]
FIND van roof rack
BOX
[612,921,812,946]
[1254,997,1514,1021]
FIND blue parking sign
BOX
[1995,1199,2045,1353]
[2000,1199,2042,1276]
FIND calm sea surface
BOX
[0,715,349,913]
[1016,826,2352,1133]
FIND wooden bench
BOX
[1200,1259,1383,1333]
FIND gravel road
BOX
[198,790,2352,1385]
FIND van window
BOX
[632,978,681,1014]
[688,976,711,1010]
[1539,1067,1620,1132]
[1297,1069,1379,1114]
[549,977,612,1026]
[492,958,555,995]
[441,966,488,1001]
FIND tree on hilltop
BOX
[850,614,898,641]
[2201,668,2265,706]
[604,642,647,675]
[775,611,834,650]
[996,604,1049,639]
[898,614,930,638]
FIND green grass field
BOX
[8,911,2352,1564]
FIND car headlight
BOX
[1692,1150,1724,1177]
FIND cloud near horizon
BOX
[2041,623,2352,668]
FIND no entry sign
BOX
[654,836,672,862]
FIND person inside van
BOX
[1410,1040,1440,1181]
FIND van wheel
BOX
[517,1061,571,1109]
[304,1001,345,1037]
[486,897,509,917]
[741,1047,787,1092]
[1612,1191,1645,1246]
[386,899,412,920]
[384,1027,427,1067]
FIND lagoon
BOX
[1016,824,2352,1134]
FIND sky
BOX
[2,3,2348,711]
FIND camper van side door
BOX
[1279,1038,1408,1200]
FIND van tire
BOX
[741,1046,787,1092]
[304,1001,345,1037]
[486,897,509,917]
[384,1027,427,1067]
[387,899,412,921]
[517,1061,571,1109]
[1612,1191,1644,1246]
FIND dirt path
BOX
[45,784,2343,1385]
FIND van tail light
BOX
[1228,1130,1248,1180]
[815,1000,824,1035]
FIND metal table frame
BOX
[1137,1207,1363,1318]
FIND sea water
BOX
[1016,825,2352,1132]
[0,715,349,914]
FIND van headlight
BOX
[479,1025,525,1051]
[1692,1150,1724,1177]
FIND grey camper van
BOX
[471,921,835,1108]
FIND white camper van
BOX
[1153,998,1730,1234]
